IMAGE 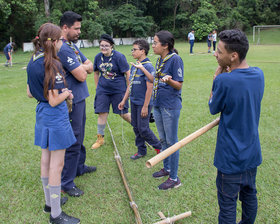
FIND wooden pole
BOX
[153,211,192,224]
[107,122,143,224]
[146,117,220,168]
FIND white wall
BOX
[23,37,154,52]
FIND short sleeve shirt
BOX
[209,67,264,174]
[130,58,155,105]
[4,43,12,53]
[154,52,184,109]
[27,53,65,102]
[58,42,89,104]
[94,50,130,95]
[188,32,195,40]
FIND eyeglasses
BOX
[131,48,141,52]
[152,41,159,46]
[100,45,111,49]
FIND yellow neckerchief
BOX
[63,39,82,63]
[129,59,152,94]
[33,49,44,62]
[153,52,176,99]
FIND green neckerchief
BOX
[153,53,176,99]
[63,39,82,63]
[129,59,152,94]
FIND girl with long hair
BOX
[27,23,79,224]
[151,30,184,190]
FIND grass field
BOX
[0,36,279,224]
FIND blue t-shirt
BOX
[94,50,130,95]
[130,58,155,106]
[209,67,264,174]
[27,53,65,102]
[4,43,12,53]
[153,52,184,109]
[58,42,89,104]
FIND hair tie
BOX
[35,36,39,39]
[47,38,52,41]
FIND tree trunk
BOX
[44,0,50,20]
[173,1,179,32]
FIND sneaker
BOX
[49,211,80,224]
[62,187,84,197]
[130,153,145,160]
[44,197,68,213]
[154,149,161,154]
[84,166,97,174]
[149,113,155,123]
[158,177,181,190]
[91,134,104,149]
[152,168,170,178]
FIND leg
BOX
[137,105,161,150]
[239,168,258,224]
[49,149,66,218]
[131,103,146,155]
[61,101,84,191]
[161,108,180,180]
[153,107,169,171]
[216,170,241,224]
[120,112,131,123]
[41,148,51,206]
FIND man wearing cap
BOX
[58,11,96,197]
[91,34,131,149]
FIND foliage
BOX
[1,0,280,48]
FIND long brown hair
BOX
[32,23,64,99]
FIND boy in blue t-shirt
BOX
[119,39,161,159]
[209,29,264,224]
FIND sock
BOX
[171,178,177,181]
[41,177,50,206]
[49,185,62,218]
[97,124,106,136]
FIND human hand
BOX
[160,75,172,83]
[118,101,125,110]
[141,106,148,118]
[130,61,144,70]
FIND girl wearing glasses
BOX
[91,34,131,149]
[118,39,162,160]
[27,23,79,223]
[151,30,184,190]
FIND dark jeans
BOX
[61,100,87,191]
[131,102,161,155]
[216,168,258,224]
[189,40,194,53]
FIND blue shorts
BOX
[4,52,10,60]
[35,101,76,151]
[94,93,129,114]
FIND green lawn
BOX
[0,39,279,223]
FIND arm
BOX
[27,84,33,98]
[48,88,73,107]
[71,59,93,82]
[130,62,154,82]
[124,70,130,86]
[161,75,183,90]
[209,66,229,100]
[118,82,130,111]
[141,81,153,118]
[94,71,100,88]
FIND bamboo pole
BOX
[107,122,143,224]
[153,211,192,224]
[146,117,220,168]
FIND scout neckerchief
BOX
[129,59,152,94]
[153,52,176,99]
[100,51,116,79]
[62,39,82,63]
[33,48,44,61]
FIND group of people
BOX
[187,29,217,54]
[26,10,264,224]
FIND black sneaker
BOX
[152,168,170,178]
[158,177,181,190]
[84,166,97,174]
[130,153,145,160]
[149,113,155,123]
[62,187,84,197]
[44,197,68,213]
[49,211,80,224]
